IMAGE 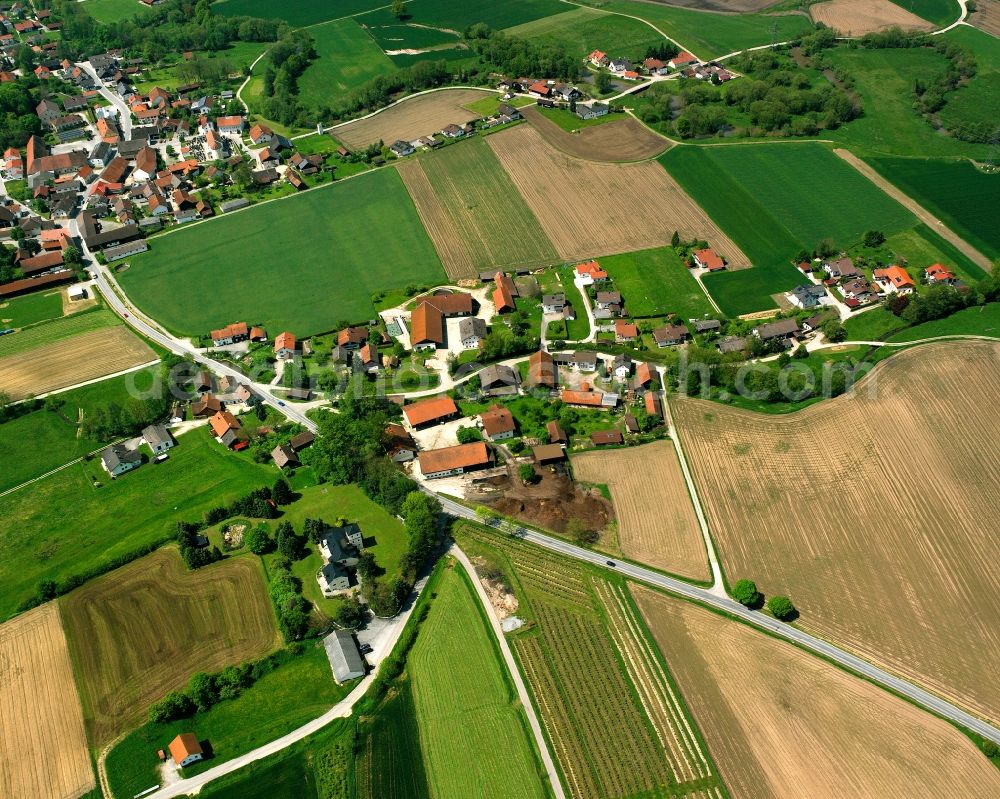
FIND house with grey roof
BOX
[542,293,565,314]
[101,444,141,477]
[142,424,174,455]
[459,316,487,350]
[786,284,829,310]
[323,630,365,684]
[753,319,800,342]
[479,364,520,397]
[318,561,350,596]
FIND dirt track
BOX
[489,125,750,265]
[634,585,1000,799]
[0,603,94,799]
[521,106,671,162]
[0,325,156,399]
[810,0,933,35]
[573,442,709,581]
[834,148,992,271]
[674,341,1000,724]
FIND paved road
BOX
[430,493,1000,746]
[77,61,132,140]
[451,546,566,799]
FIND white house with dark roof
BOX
[142,424,174,455]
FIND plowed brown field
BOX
[573,442,708,581]
[397,136,560,279]
[0,325,156,399]
[971,0,1000,37]
[335,88,489,149]
[0,603,94,799]
[633,586,1000,798]
[810,0,933,35]
[489,125,749,265]
[62,548,280,743]
[521,107,670,162]
[673,342,1000,723]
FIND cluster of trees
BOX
[642,47,860,138]
[480,324,539,363]
[883,283,980,325]
[148,647,296,723]
[51,0,285,63]
[176,521,223,569]
[79,395,167,441]
[465,24,580,83]
[256,32,317,127]
[732,578,796,620]
[332,59,456,121]
[205,485,278,524]
[0,80,43,152]
[269,558,311,640]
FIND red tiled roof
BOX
[403,396,459,427]
[274,331,295,352]
[209,410,240,437]
[575,260,607,279]
[526,349,556,387]
[481,405,515,437]
[423,292,473,315]
[615,320,638,339]
[694,248,725,271]
[874,265,915,288]
[418,441,490,474]
[168,734,203,765]
[411,300,444,345]
[561,390,604,407]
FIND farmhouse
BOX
[418,441,492,479]
[874,266,916,294]
[142,424,174,455]
[210,321,248,347]
[635,361,656,389]
[653,324,690,347]
[168,733,204,768]
[526,349,556,388]
[611,353,632,379]
[479,364,520,397]
[692,248,725,272]
[459,316,487,349]
[318,561,350,595]
[554,350,598,371]
[561,387,616,408]
[191,394,222,417]
[423,291,473,317]
[411,300,445,350]
[274,331,296,359]
[669,52,699,70]
[101,444,141,477]
[385,423,417,462]
[492,272,517,314]
[403,396,459,429]
[323,630,365,684]
[337,326,369,348]
[481,405,516,440]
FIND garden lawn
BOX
[297,19,397,110]
[506,6,664,61]
[0,427,273,620]
[356,0,565,33]
[885,224,988,283]
[213,0,387,27]
[888,302,1000,341]
[660,143,912,314]
[104,645,351,799]
[843,308,909,341]
[81,0,153,24]
[408,563,547,799]
[827,45,988,158]
[599,246,715,320]
[197,719,353,799]
[536,104,619,131]
[119,169,446,337]
[580,1,814,59]
[0,290,63,328]
[866,158,1000,262]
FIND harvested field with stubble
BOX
[0,325,156,399]
[335,88,490,149]
[573,442,708,581]
[674,342,1000,723]
[971,0,1000,37]
[0,603,94,799]
[489,125,749,264]
[398,136,560,279]
[633,586,1000,798]
[521,106,670,161]
[810,0,934,35]
[62,548,281,744]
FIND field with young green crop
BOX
[904,0,961,26]
[119,169,445,337]
[356,0,565,35]
[867,158,1000,260]
[81,0,153,24]
[296,19,396,109]
[661,143,916,314]
[575,1,814,58]
[506,6,663,61]
[600,246,716,320]
[0,427,273,621]
[356,680,430,799]
[213,0,386,27]
[455,523,726,799]
[408,564,548,799]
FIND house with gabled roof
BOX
[873,265,916,294]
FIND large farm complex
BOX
[2,0,999,797]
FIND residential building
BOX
[323,630,365,683]
[925,263,956,285]
[754,319,800,342]
[615,320,638,343]
[553,350,598,371]
[337,325,369,349]
[418,441,492,479]
[717,335,747,355]
[840,278,878,305]
[271,444,299,469]
[653,323,690,347]
[480,363,520,397]
[385,423,417,462]
[588,50,609,67]
[168,734,204,768]
[692,319,721,334]
[459,316,487,349]
[142,424,174,455]
[210,321,248,347]
[101,444,141,477]
[823,257,861,280]
[787,284,828,310]
[480,405,516,440]
[576,102,608,120]
[873,265,916,294]
[610,353,631,379]
[191,394,221,417]
[668,51,699,70]
[389,139,415,157]
[692,248,725,272]
[595,291,622,311]
[574,260,608,284]
[526,349,556,388]
[542,293,565,314]
[274,331,296,359]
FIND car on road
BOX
[606,560,616,567]
[123,312,128,318]
[359,643,373,655]
[277,400,285,406]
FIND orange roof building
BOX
[411,301,444,350]
[925,263,955,283]
[403,396,459,428]
[274,331,296,358]
[560,389,605,407]
[874,265,916,292]
[575,260,608,282]
[423,292,473,316]
[480,405,515,439]
[418,441,491,478]
[209,410,240,438]
[168,733,204,768]
[645,391,662,417]
[492,272,516,314]
[210,321,248,344]
[526,349,556,388]
[615,320,639,341]
[693,248,725,272]
[635,361,654,387]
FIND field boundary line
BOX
[452,545,567,799]
[833,148,992,271]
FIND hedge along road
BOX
[426,491,1000,747]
